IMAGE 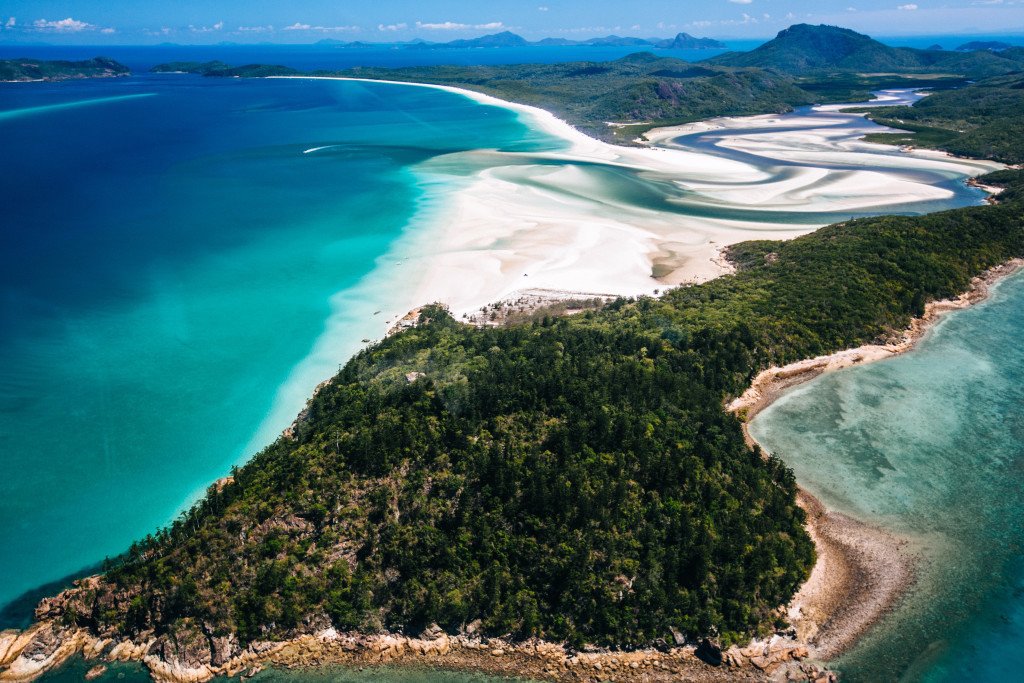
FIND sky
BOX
[1,0,1022,44]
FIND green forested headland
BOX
[44,170,1024,658]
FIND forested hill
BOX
[330,55,814,142]
[26,169,1024,674]
[152,22,1023,144]
[0,57,129,82]
[153,54,813,143]
[856,72,1024,164]
[708,24,1024,77]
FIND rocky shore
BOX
[1,613,837,683]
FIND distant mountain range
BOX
[313,30,726,50]
[707,24,1024,77]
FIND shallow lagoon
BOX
[751,272,1024,681]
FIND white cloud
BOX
[897,3,918,9]
[416,21,469,30]
[415,21,506,31]
[190,21,224,33]
[4,17,15,29]
[378,22,408,31]
[33,17,94,32]
[100,27,116,34]
[729,0,753,4]
[538,5,549,10]
[237,25,273,33]
[284,22,359,32]
[144,27,173,36]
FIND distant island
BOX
[151,61,299,78]
[955,40,1015,51]
[309,30,726,50]
[0,57,129,83]
[152,24,1024,147]
[708,23,1023,77]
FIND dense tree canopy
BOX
[51,171,1024,654]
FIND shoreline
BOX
[730,257,1024,662]
[1,80,1014,683]
[729,257,1024,430]
[276,77,1001,319]
[0,616,832,683]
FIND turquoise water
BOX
[750,271,1024,681]
[0,70,1005,682]
[43,657,527,683]
[0,74,555,625]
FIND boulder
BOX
[84,664,108,681]
[695,638,722,666]
[208,633,238,668]
[420,623,444,640]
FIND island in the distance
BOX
[316,30,726,50]
[0,57,129,83]
[151,24,1024,147]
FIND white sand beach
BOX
[281,78,1001,319]
[250,76,1002,457]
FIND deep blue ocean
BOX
[0,71,559,630]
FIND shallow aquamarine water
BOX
[0,74,554,625]
[43,658,529,683]
[750,271,1024,681]
[0,64,1007,683]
